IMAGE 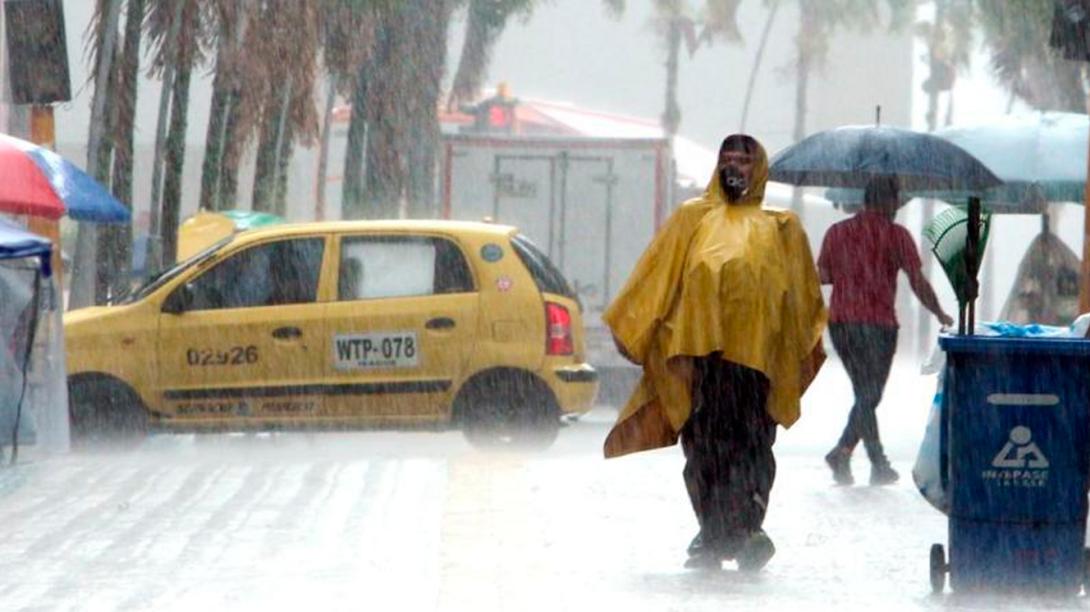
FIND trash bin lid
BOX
[939,334,1090,356]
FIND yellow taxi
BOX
[64,220,598,448]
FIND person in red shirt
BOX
[818,176,953,486]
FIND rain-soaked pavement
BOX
[0,360,1084,611]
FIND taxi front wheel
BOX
[457,371,560,451]
[68,379,148,448]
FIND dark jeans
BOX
[829,323,898,465]
[681,356,775,555]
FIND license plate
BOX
[333,331,419,369]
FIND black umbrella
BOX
[768,125,1003,192]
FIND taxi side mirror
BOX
[162,283,194,315]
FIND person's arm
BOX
[899,228,954,327]
[816,232,833,285]
[907,268,954,327]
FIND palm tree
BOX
[318,0,378,220]
[100,0,146,300]
[787,0,911,215]
[975,0,1085,112]
[791,0,913,143]
[339,0,626,220]
[356,0,457,219]
[199,0,253,213]
[144,0,207,269]
[918,0,973,131]
[159,1,206,267]
[360,4,410,219]
[446,0,626,112]
[446,0,536,113]
[404,0,457,218]
[70,0,123,309]
[341,54,372,219]
[333,1,383,220]
[652,0,744,141]
[246,0,321,215]
[740,0,781,132]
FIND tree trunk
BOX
[200,62,230,212]
[102,0,144,298]
[739,1,779,132]
[94,42,120,304]
[270,76,294,217]
[274,120,294,217]
[790,1,815,217]
[315,75,337,221]
[364,10,405,219]
[661,16,682,140]
[202,2,251,213]
[99,0,143,301]
[145,0,186,275]
[342,60,369,219]
[251,100,279,213]
[405,0,453,218]
[70,0,123,309]
[161,37,195,267]
[447,0,501,111]
[252,77,293,215]
[216,97,244,210]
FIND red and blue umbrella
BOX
[0,133,130,223]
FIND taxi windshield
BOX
[115,236,234,304]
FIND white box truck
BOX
[440,133,671,378]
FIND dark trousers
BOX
[829,323,898,465]
[681,356,775,554]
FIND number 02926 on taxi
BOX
[333,331,419,369]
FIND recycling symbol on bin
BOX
[991,426,1050,469]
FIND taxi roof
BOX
[232,218,520,242]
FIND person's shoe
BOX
[685,532,720,568]
[686,531,706,556]
[684,550,722,569]
[870,463,900,486]
[824,448,854,486]
[736,530,776,572]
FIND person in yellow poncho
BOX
[603,134,827,571]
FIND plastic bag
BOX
[913,371,948,513]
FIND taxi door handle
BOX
[272,326,303,339]
[425,317,456,330]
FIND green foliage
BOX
[601,0,626,17]
[798,0,914,68]
[974,0,1086,111]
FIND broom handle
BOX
[965,197,982,335]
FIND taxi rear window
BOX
[338,236,474,301]
[510,234,576,301]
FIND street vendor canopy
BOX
[0,217,51,268]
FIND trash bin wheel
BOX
[1083,548,1090,593]
[929,543,946,594]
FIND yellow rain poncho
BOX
[603,140,827,458]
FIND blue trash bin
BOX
[931,336,1090,594]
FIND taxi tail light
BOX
[545,302,573,355]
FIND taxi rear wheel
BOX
[68,378,148,448]
[457,371,560,451]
